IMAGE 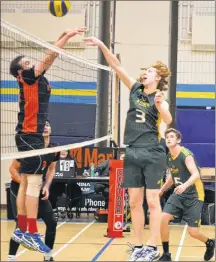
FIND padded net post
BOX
[107,160,124,238]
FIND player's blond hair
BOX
[137,61,171,91]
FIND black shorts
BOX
[15,133,44,174]
[10,181,54,220]
[163,193,204,227]
[123,145,166,189]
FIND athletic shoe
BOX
[11,228,24,244]
[158,252,172,261]
[141,246,160,261]
[11,229,35,251]
[44,257,54,261]
[204,239,215,261]
[22,232,51,253]
[127,242,146,261]
[7,255,16,261]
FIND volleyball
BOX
[48,0,71,17]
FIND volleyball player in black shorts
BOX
[8,121,60,261]
[84,37,172,261]
[9,27,86,253]
[159,128,215,261]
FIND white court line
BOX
[181,256,204,258]
[53,220,95,257]
[16,220,67,258]
[174,224,187,261]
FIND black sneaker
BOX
[158,252,172,261]
[44,258,54,261]
[204,239,215,261]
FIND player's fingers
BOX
[155,93,162,98]
[86,43,96,46]
[83,37,93,41]
[41,190,48,200]
[78,28,87,32]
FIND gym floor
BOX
[1,210,215,261]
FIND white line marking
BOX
[181,256,204,258]
[174,224,187,261]
[53,221,95,257]
[16,221,67,257]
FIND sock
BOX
[7,255,16,261]
[9,237,20,256]
[147,245,157,251]
[162,241,169,253]
[27,218,38,234]
[134,245,143,249]
[17,215,27,232]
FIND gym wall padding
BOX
[176,108,215,167]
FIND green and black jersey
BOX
[124,82,162,146]
[167,147,204,201]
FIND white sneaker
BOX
[8,255,16,261]
[142,246,160,261]
[127,243,146,261]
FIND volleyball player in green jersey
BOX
[84,37,172,261]
[158,128,215,261]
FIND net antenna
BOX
[1,19,113,161]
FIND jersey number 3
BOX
[136,109,146,123]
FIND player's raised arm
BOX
[34,27,86,77]
[84,37,136,89]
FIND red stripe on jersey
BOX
[22,82,39,133]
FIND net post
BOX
[113,54,121,145]
[106,159,124,238]
[168,1,179,128]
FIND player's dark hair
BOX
[9,55,25,78]
[165,128,182,141]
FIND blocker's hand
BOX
[84,37,103,47]
[66,27,87,38]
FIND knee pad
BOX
[26,175,42,197]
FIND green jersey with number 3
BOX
[124,82,161,146]
[167,147,204,201]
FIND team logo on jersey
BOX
[136,99,150,108]
[170,165,179,174]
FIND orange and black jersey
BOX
[16,67,51,134]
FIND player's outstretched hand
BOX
[41,185,49,200]
[174,183,187,194]
[84,37,103,47]
[66,27,87,38]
